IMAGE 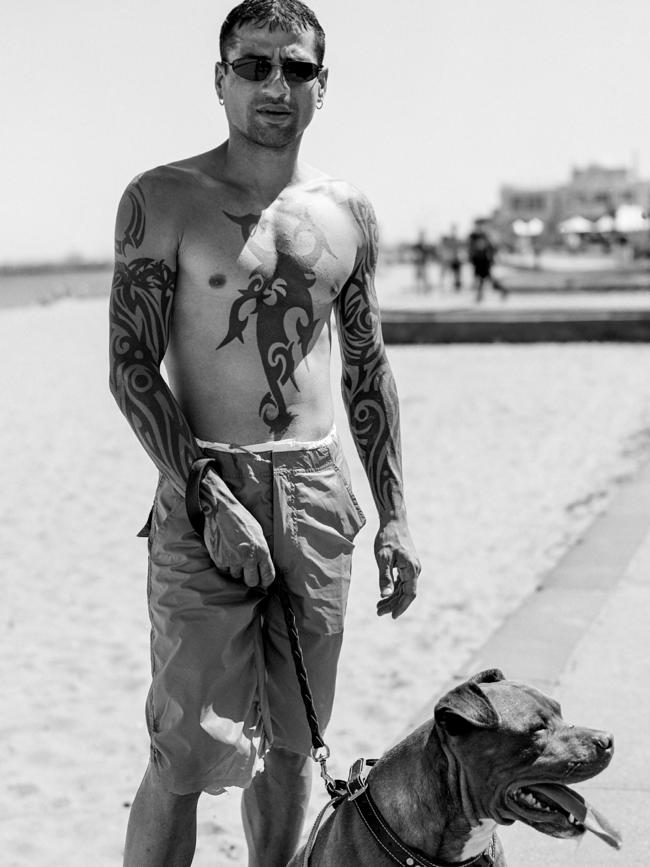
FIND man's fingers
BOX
[377,557,395,598]
[376,595,395,616]
[259,558,276,589]
[235,547,275,588]
[377,589,415,618]
[234,541,275,588]
[376,573,401,616]
[376,572,418,618]
[390,586,416,618]
[242,561,260,587]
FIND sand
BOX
[2,294,650,865]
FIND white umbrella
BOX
[559,215,594,234]
[615,204,647,232]
[595,214,616,233]
[512,217,545,237]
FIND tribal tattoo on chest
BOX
[218,209,334,435]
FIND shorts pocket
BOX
[329,455,367,537]
[286,474,354,634]
[137,506,154,538]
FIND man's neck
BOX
[219,132,306,203]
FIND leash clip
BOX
[347,757,371,800]
[312,745,347,799]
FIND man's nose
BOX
[262,65,290,97]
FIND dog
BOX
[290,669,621,866]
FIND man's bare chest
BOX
[175,195,359,312]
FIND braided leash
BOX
[273,576,326,754]
[273,575,346,796]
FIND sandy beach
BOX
[3,290,650,865]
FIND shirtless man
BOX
[109,1,420,864]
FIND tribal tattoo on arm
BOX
[335,196,405,518]
[109,182,199,493]
[114,184,145,256]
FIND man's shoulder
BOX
[126,160,200,201]
[299,174,377,249]
[121,153,221,230]
[301,171,373,212]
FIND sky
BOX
[2,0,650,263]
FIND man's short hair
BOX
[220,0,326,65]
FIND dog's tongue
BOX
[529,784,622,850]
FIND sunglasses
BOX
[223,56,322,84]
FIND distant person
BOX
[439,224,463,291]
[108,2,420,866]
[467,221,507,302]
[412,229,431,292]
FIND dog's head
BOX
[433,670,621,850]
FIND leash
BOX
[272,575,349,796]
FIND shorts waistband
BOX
[196,427,336,455]
[197,427,342,475]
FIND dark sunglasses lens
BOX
[283,61,319,82]
[231,58,272,81]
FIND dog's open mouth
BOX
[507,783,621,849]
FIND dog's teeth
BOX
[521,793,542,808]
[517,791,553,812]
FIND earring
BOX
[218,96,224,106]
[316,95,324,110]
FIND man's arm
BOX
[335,192,421,618]
[109,174,274,588]
[109,175,199,493]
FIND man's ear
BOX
[434,671,503,736]
[215,61,226,99]
[317,66,328,97]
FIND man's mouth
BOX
[257,105,292,117]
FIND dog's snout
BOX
[595,732,614,752]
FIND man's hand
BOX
[202,476,275,589]
[374,518,421,618]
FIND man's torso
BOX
[143,154,362,443]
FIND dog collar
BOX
[352,785,497,867]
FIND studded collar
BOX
[351,785,497,867]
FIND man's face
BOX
[216,24,327,150]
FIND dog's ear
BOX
[469,668,505,685]
[434,678,501,736]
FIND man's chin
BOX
[245,123,302,150]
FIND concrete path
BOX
[376,266,650,342]
[407,460,650,864]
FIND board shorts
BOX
[141,428,366,795]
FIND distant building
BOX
[493,163,650,246]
